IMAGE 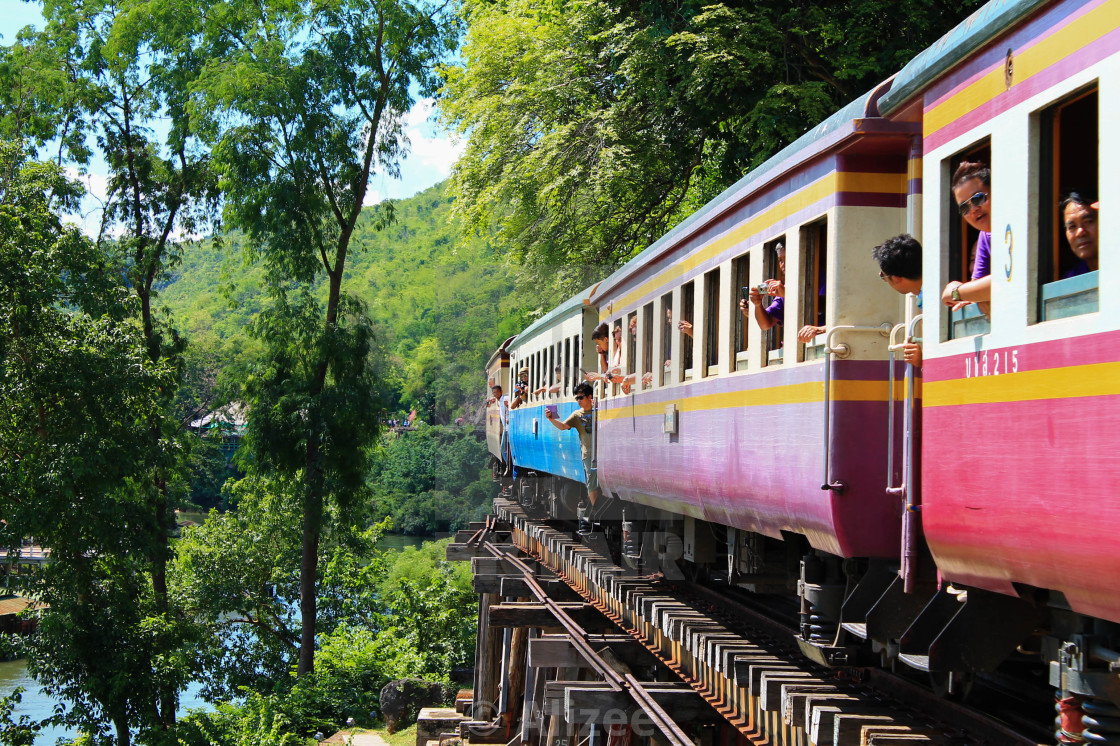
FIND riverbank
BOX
[1,532,445,744]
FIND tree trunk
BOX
[114,714,131,746]
[297,442,324,676]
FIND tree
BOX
[0,143,193,746]
[192,0,459,675]
[442,0,983,275]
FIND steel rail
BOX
[473,536,695,746]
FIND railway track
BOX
[447,498,1046,746]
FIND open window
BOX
[1037,85,1098,322]
[680,281,695,381]
[703,269,720,376]
[732,253,749,371]
[642,302,653,389]
[563,338,571,397]
[572,334,580,391]
[659,292,673,385]
[801,220,828,360]
[626,311,637,380]
[763,238,785,366]
[945,139,992,339]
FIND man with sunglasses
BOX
[873,234,923,367]
[544,381,602,505]
[941,161,992,312]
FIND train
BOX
[484,0,1119,738]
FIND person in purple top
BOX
[1060,192,1099,278]
[941,161,993,314]
[741,242,787,331]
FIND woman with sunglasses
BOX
[941,161,992,311]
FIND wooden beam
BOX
[528,635,657,670]
[488,602,604,628]
[472,574,507,594]
[542,681,713,724]
[471,557,513,575]
[446,543,516,562]
[499,576,580,601]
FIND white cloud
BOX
[363,188,383,207]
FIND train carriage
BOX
[484,336,515,466]
[481,0,1120,731]
[498,287,605,514]
[588,87,916,561]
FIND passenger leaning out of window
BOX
[873,234,923,367]
[544,381,602,506]
[1061,192,1099,277]
[585,322,611,382]
[533,365,564,397]
[942,160,992,314]
[741,243,787,332]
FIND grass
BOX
[367,722,418,746]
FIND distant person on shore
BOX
[873,234,924,367]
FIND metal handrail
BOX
[821,324,892,492]
[901,313,923,593]
[886,322,907,495]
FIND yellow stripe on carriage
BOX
[601,171,908,320]
[923,361,1120,407]
[924,1,1120,138]
[594,378,898,421]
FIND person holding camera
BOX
[740,243,787,332]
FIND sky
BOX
[0,0,464,233]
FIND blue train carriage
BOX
[506,286,601,514]
[484,335,515,469]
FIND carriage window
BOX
[564,338,571,396]
[626,312,637,375]
[550,343,558,397]
[680,281,695,381]
[660,292,673,385]
[533,350,540,401]
[1037,86,1098,322]
[704,269,720,376]
[801,220,828,360]
[572,334,580,391]
[945,139,992,339]
[763,238,785,366]
[642,303,653,389]
[732,253,749,371]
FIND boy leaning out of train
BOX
[874,234,924,367]
[544,381,602,505]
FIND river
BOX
[2,533,435,743]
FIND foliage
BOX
[442,0,984,274]
[173,485,476,736]
[0,142,202,745]
[156,182,536,425]
[190,0,461,676]
[175,693,314,746]
[369,427,495,535]
[0,690,39,746]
